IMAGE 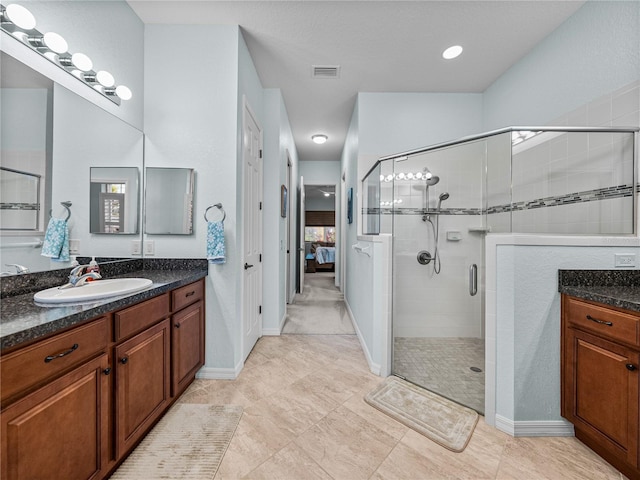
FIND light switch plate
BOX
[614,253,636,267]
[144,241,155,256]
[131,240,141,255]
[69,239,80,254]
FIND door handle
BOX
[469,264,477,296]
[244,263,254,270]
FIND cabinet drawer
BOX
[114,293,170,342]
[172,280,204,312]
[1,316,109,404]
[566,297,639,346]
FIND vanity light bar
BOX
[0,2,131,106]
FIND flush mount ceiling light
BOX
[442,45,463,60]
[0,2,132,105]
[312,134,328,144]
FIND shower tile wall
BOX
[510,80,639,235]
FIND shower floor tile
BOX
[393,337,485,414]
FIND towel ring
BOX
[49,201,72,222]
[204,203,225,223]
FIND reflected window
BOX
[305,226,335,243]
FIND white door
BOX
[298,175,305,293]
[242,101,263,361]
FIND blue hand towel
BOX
[207,221,226,264]
[41,218,70,262]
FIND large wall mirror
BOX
[145,167,195,235]
[0,51,144,273]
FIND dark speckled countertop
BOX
[1,259,208,351]
[558,270,640,313]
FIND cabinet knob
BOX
[174,323,181,329]
[626,364,637,371]
[120,357,129,365]
[103,367,112,375]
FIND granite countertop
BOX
[1,264,208,352]
[558,269,640,313]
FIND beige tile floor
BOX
[177,334,628,480]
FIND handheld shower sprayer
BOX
[437,192,450,211]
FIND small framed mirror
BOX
[144,167,195,235]
[90,167,140,234]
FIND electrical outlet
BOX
[69,239,80,254]
[144,241,155,256]
[131,240,141,255]
[614,253,636,268]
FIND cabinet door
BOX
[565,328,639,466]
[1,354,110,480]
[115,319,170,458]
[172,301,205,397]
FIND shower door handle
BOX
[469,264,478,296]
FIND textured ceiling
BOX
[128,1,585,162]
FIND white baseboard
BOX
[262,328,281,336]
[495,414,575,437]
[344,298,381,376]
[196,360,244,380]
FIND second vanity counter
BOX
[558,269,640,313]
[1,259,208,352]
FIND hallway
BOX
[174,277,624,479]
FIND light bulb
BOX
[379,175,384,182]
[406,173,414,180]
[115,85,132,100]
[396,172,405,180]
[4,4,36,30]
[43,32,67,53]
[385,174,394,182]
[71,53,93,72]
[324,192,330,197]
[96,70,115,87]
[442,45,463,60]
[415,172,423,180]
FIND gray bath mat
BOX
[110,404,242,479]
[365,376,478,452]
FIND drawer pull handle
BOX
[627,364,638,371]
[586,315,613,327]
[120,357,129,365]
[44,343,78,363]
[185,291,195,297]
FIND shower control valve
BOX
[417,251,432,265]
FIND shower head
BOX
[426,176,440,186]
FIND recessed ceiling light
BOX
[442,45,463,60]
[312,134,328,144]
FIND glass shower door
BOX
[391,140,487,413]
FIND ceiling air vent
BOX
[312,65,340,79]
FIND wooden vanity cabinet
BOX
[1,350,110,480]
[114,319,171,458]
[561,295,640,479]
[1,278,206,480]
[171,279,205,397]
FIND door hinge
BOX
[259,149,263,159]
[259,254,262,262]
[259,305,262,314]
[259,201,263,210]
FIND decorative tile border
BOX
[363,184,636,216]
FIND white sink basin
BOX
[34,278,153,304]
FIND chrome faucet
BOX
[63,264,102,288]
[5,264,29,274]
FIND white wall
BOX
[144,25,242,372]
[299,161,340,185]
[483,1,640,131]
